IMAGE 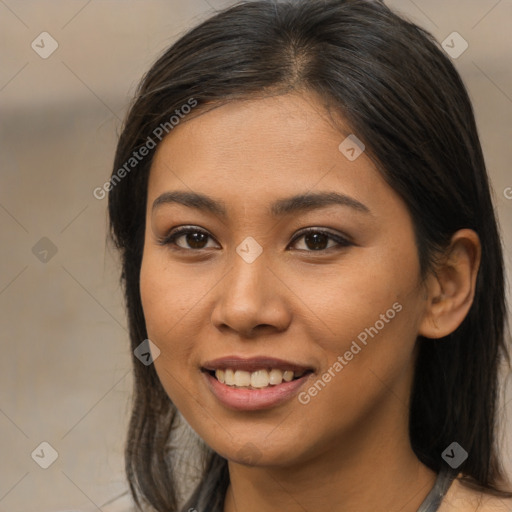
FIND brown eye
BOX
[182,231,209,249]
[290,228,352,252]
[159,226,219,250]
[303,232,330,250]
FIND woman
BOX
[108,0,512,510]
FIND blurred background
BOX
[1,0,511,510]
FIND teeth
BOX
[225,369,234,384]
[283,370,294,382]
[251,370,269,388]
[268,369,283,385]
[234,370,251,387]
[214,368,307,388]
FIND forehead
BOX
[146,92,399,221]
[160,94,340,163]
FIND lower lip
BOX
[203,371,312,411]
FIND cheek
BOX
[294,282,419,441]
[140,251,205,414]
[139,249,198,368]
[140,244,207,335]
[297,243,424,421]
[310,240,422,352]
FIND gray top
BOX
[417,466,458,512]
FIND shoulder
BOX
[440,475,512,512]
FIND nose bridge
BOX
[211,243,290,335]
[224,247,269,311]
[228,233,268,293]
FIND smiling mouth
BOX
[203,368,313,389]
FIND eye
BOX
[158,226,352,253]
[158,226,219,250]
[288,228,352,252]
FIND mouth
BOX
[200,356,314,410]
[201,356,314,389]
[202,367,313,389]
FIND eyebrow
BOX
[152,190,371,217]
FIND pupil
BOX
[187,232,208,248]
[305,233,328,250]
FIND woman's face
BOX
[140,92,430,467]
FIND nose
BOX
[210,251,292,338]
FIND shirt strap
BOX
[417,466,458,512]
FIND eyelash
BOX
[157,226,353,253]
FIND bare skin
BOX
[140,91,482,512]
[440,479,512,512]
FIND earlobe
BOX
[418,229,481,340]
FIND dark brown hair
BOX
[108,0,512,510]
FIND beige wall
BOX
[1,1,511,510]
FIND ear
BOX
[418,229,481,339]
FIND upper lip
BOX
[201,356,314,373]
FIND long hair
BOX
[108,1,512,510]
